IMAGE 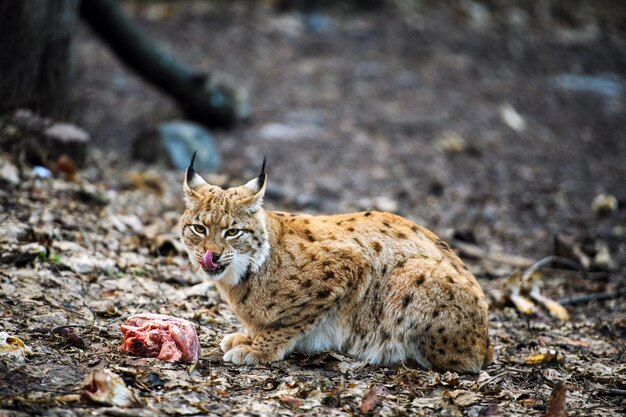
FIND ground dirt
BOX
[1,1,625,416]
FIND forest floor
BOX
[1,1,625,416]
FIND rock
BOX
[435,131,467,154]
[43,123,90,166]
[0,222,32,243]
[1,111,90,167]
[132,121,220,172]
[462,0,491,30]
[32,166,52,178]
[591,193,618,216]
[550,73,623,114]
[10,109,50,131]
[0,158,20,186]
[0,242,45,267]
[499,103,527,132]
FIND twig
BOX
[595,387,626,396]
[559,288,626,306]
[521,255,587,280]
[449,240,535,268]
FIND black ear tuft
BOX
[257,156,267,187]
[186,151,197,183]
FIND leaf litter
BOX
[0,151,624,416]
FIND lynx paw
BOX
[223,345,266,365]
[220,333,251,353]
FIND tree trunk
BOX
[0,0,80,118]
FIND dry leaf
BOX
[528,272,569,321]
[279,395,303,409]
[506,271,537,315]
[446,389,482,407]
[80,368,142,408]
[545,382,567,417]
[502,349,565,366]
[360,386,383,414]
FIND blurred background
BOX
[1,2,626,414]
[1,0,625,266]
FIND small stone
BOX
[500,103,527,132]
[0,159,20,185]
[435,131,467,154]
[132,121,220,172]
[43,123,90,166]
[33,166,52,178]
[591,193,618,216]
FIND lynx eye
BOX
[190,224,207,236]
[224,228,241,238]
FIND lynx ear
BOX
[241,157,267,212]
[183,151,208,205]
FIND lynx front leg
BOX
[223,324,311,365]
[220,333,251,353]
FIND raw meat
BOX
[119,314,199,363]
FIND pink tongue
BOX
[201,251,220,270]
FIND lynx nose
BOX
[201,250,221,270]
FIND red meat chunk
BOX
[119,314,199,363]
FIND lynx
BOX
[180,155,492,373]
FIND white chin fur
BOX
[218,255,250,286]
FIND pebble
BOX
[0,159,20,185]
[500,103,527,132]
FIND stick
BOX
[521,256,587,280]
[559,288,626,306]
[595,387,626,396]
[449,240,535,268]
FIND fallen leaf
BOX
[501,349,565,366]
[80,368,142,408]
[545,382,567,417]
[528,272,569,321]
[506,271,537,315]
[280,395,303,409]
[360,386,383,414]
[446,389,482,407]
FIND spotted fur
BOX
[180,162,493,373]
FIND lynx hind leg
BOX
[390,258,491,373]
[419,282,490,373]
[220,332,251,353]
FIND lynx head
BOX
[180,153,269,286]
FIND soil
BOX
[1,1,625,416]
